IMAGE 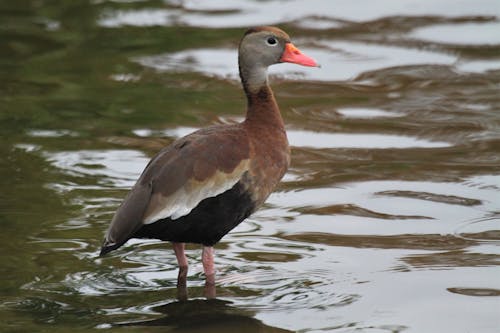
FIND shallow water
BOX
[1,1,500,332]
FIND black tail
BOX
[99,239,125,256]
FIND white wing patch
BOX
[142,159,249,224]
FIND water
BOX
[1,1,499,332]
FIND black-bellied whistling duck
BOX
[100,26,318,286]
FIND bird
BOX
[99,26,319,286]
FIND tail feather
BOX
[99,238,125,256]
[99,182,153,257]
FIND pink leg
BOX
[202,246,215,286]
[173,242,188,267]
[172,242,188,288]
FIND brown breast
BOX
[241,85,291,207]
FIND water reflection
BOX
[337,108,400,119]
[98,0,500,27]
[2,0,500,332]
[135,41,459,82]
[116,298,294,333]
[134,127,451,148]
[410,21,500,45]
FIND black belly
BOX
[133,182,256,246]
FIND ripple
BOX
[134,126,451,149]
[265,177,499,242]
[296,203,430,220]
[6,2,500,333]
[225,266,361,312]
[99,0,500,28]
[316,40,457,81]
[135,40,458,82]
[454,216,500,242]
[99,9,179,28]
[62,265,177,296]
[287,130,450,149]
[410,21,500,45]
[237,251,302,263]
[45,149,148,188]
[456,59,500,74]
[292,16,346,30]
[27,129,78,138]
[281,232,475,251]
[10,297,80,324]
[376,190,482,206]
[337,107,401,119]
[13,143,40,152]
[404,250,499,268]
[109,73,140,82]
[29,238,89,252]
[447,287,500,297]
[21,269,156,296]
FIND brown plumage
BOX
[100,26,318,285]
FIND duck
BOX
[99,26,318,286]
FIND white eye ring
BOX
[266,36,278,46]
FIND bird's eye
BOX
[266,37,278,46]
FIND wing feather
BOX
[143,158,249,222]
[100,125,250,254]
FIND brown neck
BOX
[243,84,285,132]
[239,57,285,127]
[238,55,285,131]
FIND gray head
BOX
[238,26,318,92]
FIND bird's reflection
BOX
[118,295,292,332]
[114,266,292,332]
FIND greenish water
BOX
[1,1,499,332]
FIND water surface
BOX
[1,1,499,332]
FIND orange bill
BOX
[280,43,319,67]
